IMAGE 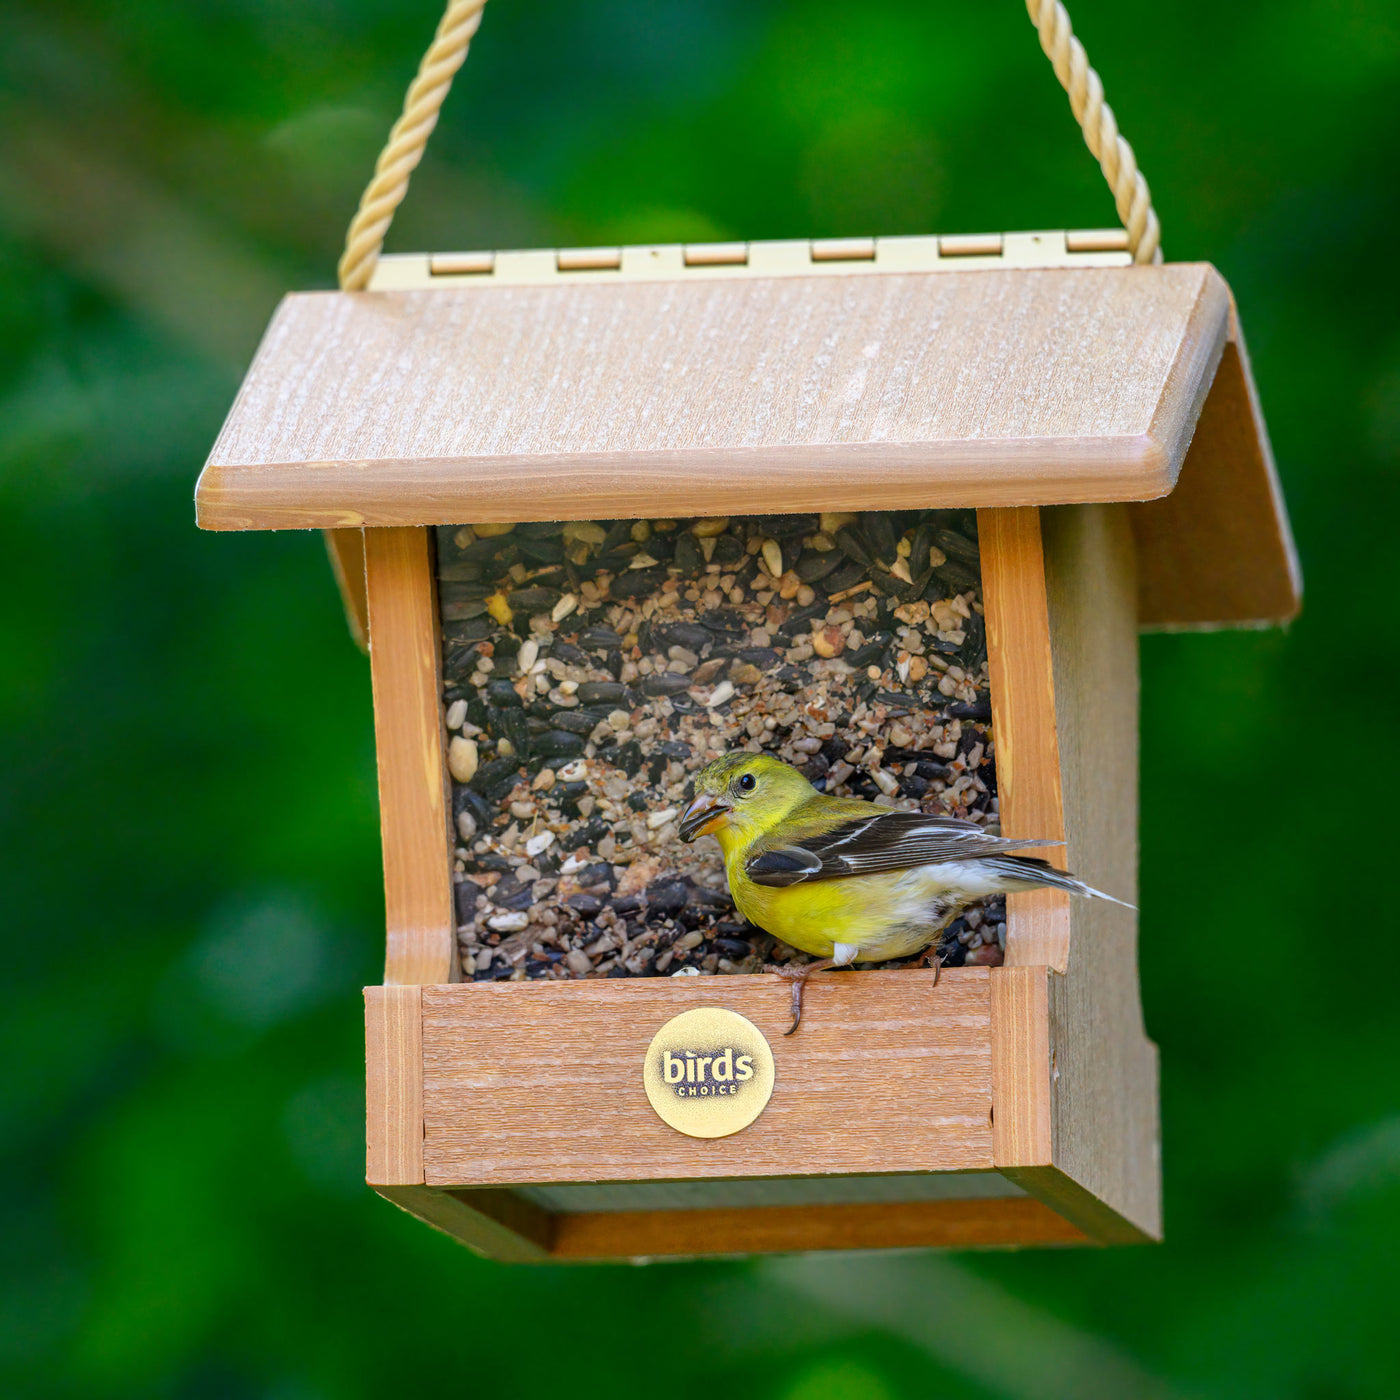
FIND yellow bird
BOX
[677,751,1130,1032]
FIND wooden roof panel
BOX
[195,261,1298,627]
[198,265,1228,525]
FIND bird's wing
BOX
[745,811,1061,887]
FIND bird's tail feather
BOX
[983,855,1137,910]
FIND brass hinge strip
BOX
[365,229,1133,290]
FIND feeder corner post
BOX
[365,984,555,1260]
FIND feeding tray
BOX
[198,232,1297,1260]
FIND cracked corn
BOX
[438,512,1007,981]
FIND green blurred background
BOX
[2,1,1398,1396]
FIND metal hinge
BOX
[366,229,1132,290]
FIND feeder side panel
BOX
[420,970,993,1188]
[1042,503,1161,1241]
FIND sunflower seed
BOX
[435,511,996,981]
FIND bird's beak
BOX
[678,792,732,843]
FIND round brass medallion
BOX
[642,1006,776,1139]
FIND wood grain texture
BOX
[323,527,369,650]
[196,265,1229,529]
[364,527,455,985]
[357,509,1161,1253]
[994,1165,1154,1247]
[981,504,1160,1242]
[1133,315,1302,628]
[370,1188,1087,1262]
[420,969,994,1187]
[1039,502,1161,1241]
[373,1185,552,1262]
[989,965,1053,1170]
[979,507,1072,972]
[517,1170,1024,1212]
[364,984,423,1185]
[546,1195,1088,1260]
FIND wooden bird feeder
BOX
[195,2,1298,1263]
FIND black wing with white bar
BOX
[744,812,1062,887]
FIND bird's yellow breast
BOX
[725,852,943,963]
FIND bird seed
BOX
[438,511,1004,981]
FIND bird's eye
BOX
[738,773,757,793]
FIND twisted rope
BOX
[338,0,1162,290]
[337,0,488,291]
[1025,0,1162,263]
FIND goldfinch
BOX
[677,752,1130,1032]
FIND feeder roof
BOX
[197,253,1298,629]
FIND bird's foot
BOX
[922,947,943,987]
[763,958,836,1036]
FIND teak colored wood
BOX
[198,242,1296,1260]
[986,504,1160,1241]
[195,261,1289,623]
[323,527,368,650]
[354,506,1163,1261]
[1132,314,1301,629]
[980,507,1072,974]
[200,265,1228,530]
[421,971,993,1186]
[201,263,1229,528]
[542,1195,1088,1260]
[365,983,423,1185]
[197,260,1297,629]
[364,528,455,986]
[1040,503,1159,1238]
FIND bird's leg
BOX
[763,958,837,1036]
[922,946,943,986]
[921,909,963,987]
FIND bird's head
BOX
[678,752,814,852]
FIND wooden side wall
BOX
[980,505,1160,1242]
[366,980,1087,1261]
[419,970,993,1187]
[1040,503,1161,1240]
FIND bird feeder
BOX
[195,2,1299,1261]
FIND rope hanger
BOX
[337,0,1163,292]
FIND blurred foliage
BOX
[1,0,1398,1397]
